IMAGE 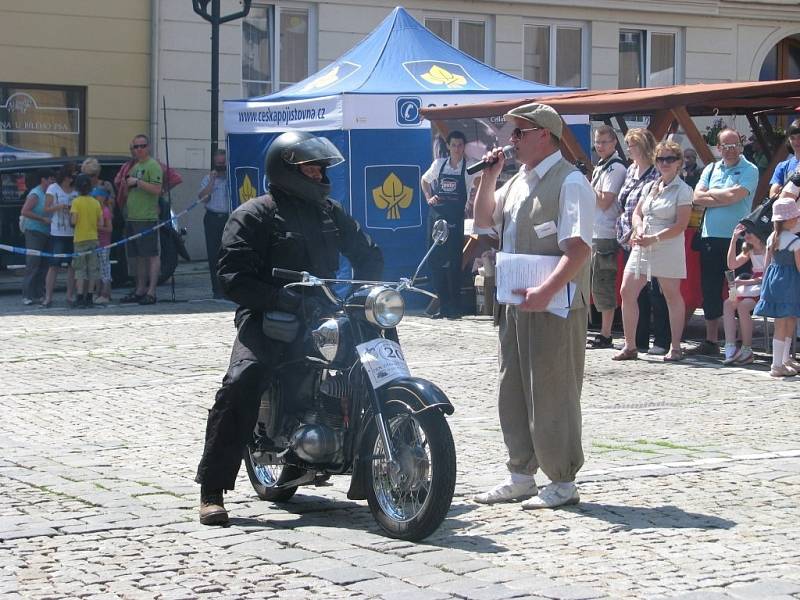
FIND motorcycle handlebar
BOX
[272,268,305,281]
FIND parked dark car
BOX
[0,155,187,288]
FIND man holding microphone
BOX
[471,103,595,510]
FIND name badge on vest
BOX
[534,220,558,238]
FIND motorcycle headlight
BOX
[364,287,404,328]
[311,318,340,362]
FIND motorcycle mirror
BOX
[432,219,449,245]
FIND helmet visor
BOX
[280,136,344,167]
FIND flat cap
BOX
[505,103,563,139]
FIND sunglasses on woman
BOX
[655,155,680,164]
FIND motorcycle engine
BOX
[288,372,349,464]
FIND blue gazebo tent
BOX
[224,6,587,282]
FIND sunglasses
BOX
[511,126,543,139]
[131,143,148,150]
[718,143,741,151]
[655,155,681,164]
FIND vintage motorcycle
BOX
[243,220,457,542]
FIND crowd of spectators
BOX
[586,120,800,376]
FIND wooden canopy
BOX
[421,79,800,201]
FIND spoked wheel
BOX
[243,445,297,502]
[365,405,456,541]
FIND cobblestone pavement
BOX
[1,266,798,599]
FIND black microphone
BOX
[466,145,515,175]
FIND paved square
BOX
[1,271,798,599]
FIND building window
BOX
[242,5,311,97]
[0,83,85,157]
[425,17,488,63]
[619,29,680,88]
[523,24,584,87]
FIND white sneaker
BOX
[473,477,537,504]
[22,297,34,306]
[647,345,668,356]
[521,481,580,510]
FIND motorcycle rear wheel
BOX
[243,445,298,502]
[365,405,456,541]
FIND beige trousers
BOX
[497,304,587,482]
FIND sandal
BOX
[138,294,157,305]
[612,347,638,361]
[120,292,143,304]
[587,335,614,349]
[663,349,684,362]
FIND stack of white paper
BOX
[495,252,574,318]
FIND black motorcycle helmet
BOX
[265,131,344,205]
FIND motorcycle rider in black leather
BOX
[196,132,383,525]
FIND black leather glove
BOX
[275,287,302,314]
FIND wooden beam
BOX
[746,112,772,161]
[756,143,789,203]
[615,115,629,136]
[672,105,715,165]
[558,118,590,171]
[647,109,677,141]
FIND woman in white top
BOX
[613,140,693,362]
[42,164,77,308]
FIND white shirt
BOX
[421,157,479,196]
[591,152,627,239]
[46,182,75,237]
[492,150,595,252]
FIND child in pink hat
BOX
[753,197,800,377]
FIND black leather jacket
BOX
[217,188,383,320]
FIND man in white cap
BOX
[472,102,595,509]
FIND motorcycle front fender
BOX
[380,377,455,416]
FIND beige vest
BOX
[499,158,590,312]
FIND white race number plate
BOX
[356,339,411,389]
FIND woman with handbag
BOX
[613,141,693,362]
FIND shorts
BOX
[125,221,160,258]
[98,247,112,283]
[48,236,73,267]
[72,240,100,281]
[591,238,619,311]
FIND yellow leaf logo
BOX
[303,66,340,91]
[238,174,257,205]
[372,173,413,220]
[420,65,467,89]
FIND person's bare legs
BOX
[134,257,147,296]
[737,298,756,348]
[66,265,75,303]
[658,277,685,355]
[600,308,614,338]
[619,270,648,351]
[722,298,739,347]
[44,266,57,304]
[146,255,160,297]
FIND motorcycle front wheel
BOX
[365,405,456,541]
[243,445,298,502]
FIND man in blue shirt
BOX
[198,149,231,299]
[688,128,759,356]
[769,119,800,198]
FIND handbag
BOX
[690,161,716,251]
